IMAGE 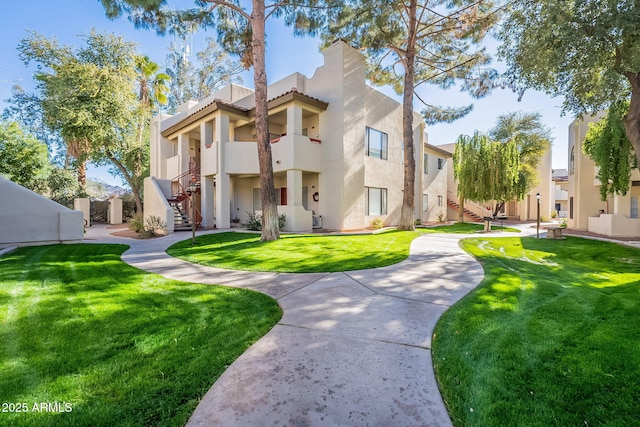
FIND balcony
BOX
[554,189,568,201]
[224,134,323,174]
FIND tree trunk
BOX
[252,0,279,241]
[624,74,640,168]
[458,194,465,223]
[77,160,87,189]
[106,151,143,214]
[493,201,505,217]
[398,0,418,231]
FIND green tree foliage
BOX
[0,121,51,192]
[165,37,244,113]
[454,112,551,220]
[498,0,640,167]
[324,0,499,230]
[584,101,637,201]
[46,167,84,208]
[489,111,552,208]
[2,85,67,160]
[17,31,158,214]
[453,132,520,221]
[0,120,80,207]
[101,0,327,241]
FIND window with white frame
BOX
[422,194,428,213]
[438,158,444,169]
[365,127,388,160]
[366,187,388,215]
[437,195,443,207]
[253,188,262,211]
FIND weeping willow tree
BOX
[584,100,637,201]
[453,132,522,222]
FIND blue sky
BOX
[0,1,573,187]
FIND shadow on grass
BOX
[0,244,281,427]
[433,236,640,427]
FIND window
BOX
[569,197,574,219]
[365,127,388,160]
[423,153,429,174]
[437,195,443,207]
[253,188,262,211]
[437,158,444,170]
[631,197,638,219]
[569,146,575,175]
[422,194,428,213]
[366,187,387,215]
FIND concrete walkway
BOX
[85,224,533,426]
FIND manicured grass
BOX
[433,237,640,426]
[166,230,422,273]
[419,222,521,234]
[0,244,281,427]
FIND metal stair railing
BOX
[170,167,202,227]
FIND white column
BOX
[215,113,231,228]
[200,121,215,227]
[286,104,303,136]
[287,169,303,206]
[201,176,215,228]
[109,198,123,224]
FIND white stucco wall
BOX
[143,177,175,232]
[149,40,431,232]
[0,177,84,246]
[419,145,450,222]
[567,113,609,230]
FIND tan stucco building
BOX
[146,41,433,232]
[567,114,640,237]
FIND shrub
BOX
[128,213,144,233]
[415,218,422,226]
[370,217,384,229]
[560,218,568,229]
[551,210,558,218]
[144,216,167,236]
[243,211,286,231]
[278,213,287,230]
[436,211,446,223]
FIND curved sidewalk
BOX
[85,226,520,426]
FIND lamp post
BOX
[188,181,197,245]
[536,192,541,239]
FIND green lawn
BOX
[0,244,281,427]
[433,236,640,426]
[419,222,521,234]
[166,230,422,273]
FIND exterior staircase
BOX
[447,199,484,221]
[169,199,193,231]
[168,167,202,231]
